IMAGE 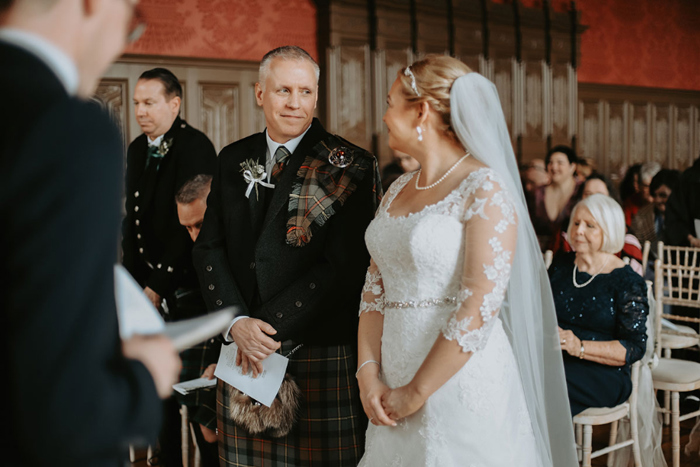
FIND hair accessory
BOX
[416,126,423,142]
[403,66,421,96]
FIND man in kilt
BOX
[193,45,380,465]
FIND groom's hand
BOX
[231,318,281,377]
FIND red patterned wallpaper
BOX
[125,0,699,91]
[577,0,700,91]
[125,0,318,61]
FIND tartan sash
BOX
[285,135,382,247]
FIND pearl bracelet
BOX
[355,359,380,378]
[579,341,585,359]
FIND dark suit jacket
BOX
[193,119,376,345]
[0,41,161,466]
[664,157,700,246]
[122,117,216,309]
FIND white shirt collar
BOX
[148,134,164,147]
[0,28,79,96]
[264,125,311,163]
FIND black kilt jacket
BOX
[193,118,376,346]
[0,40,161,466]
[122,116,216,313]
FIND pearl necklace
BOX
[572,255,611,288]
[415,153,471,191]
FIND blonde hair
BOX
[397,55,472,143]
[567,194,626,254]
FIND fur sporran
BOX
[227,373,302,438]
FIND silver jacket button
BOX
[295,301,302,308]
[276,312,283,318]
[209,284,215,290]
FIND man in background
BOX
[122,67,216,465]
[664,155,700,248]
[175,174,220,467]
[0,0,180,465]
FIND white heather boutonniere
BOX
[240,158,274,200]
[158,137,174,156]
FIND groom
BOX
[193,46,380,465]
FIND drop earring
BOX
[416,126,423,142]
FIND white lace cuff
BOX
[441,316,497,353]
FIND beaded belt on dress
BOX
[384,296,459,309]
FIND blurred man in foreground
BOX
[0,0,180,465]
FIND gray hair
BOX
[640,161,661,184]
[175,174,212,205]
[258,46,319,89]
[567,194,626,254]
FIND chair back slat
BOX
[657,242,700,310]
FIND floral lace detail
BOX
[439,172,517,353]
[442,315,498,353]
[359,268,385,315]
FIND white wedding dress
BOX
[358,167,539,467]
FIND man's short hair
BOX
[568,194,626,254]
[138,67,182,100]
[259,46,320,88]
[176,174,212,205]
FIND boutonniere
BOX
[158,137,174,156]
[240,158,275,200]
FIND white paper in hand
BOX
[694,219,700,239]
[173,377,217,395]
[114,264,165,339]
[214,342,288,407]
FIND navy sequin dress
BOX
[549,252,648,416]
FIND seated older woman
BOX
[549,194,649,415]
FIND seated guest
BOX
[663,155,700,247]
[632,169,680,260]
[521,158,550,194]
[575,157,595,184]
[549,194,648,416]
[623,162,660,226]
[528,145,579,251]
[381,150,420,191]
[552,174,644,275]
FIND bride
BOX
[356,55,578,466]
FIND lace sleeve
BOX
[616,275,649,364]
[359,260,385,315]
[441,174,518,353]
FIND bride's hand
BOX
[358,374,396,426]
[381,384,426,421]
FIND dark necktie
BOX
[270,146,291,183]
[145,144,164,171]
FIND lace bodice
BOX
[360,167,518,353]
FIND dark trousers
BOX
[156,396,183,466]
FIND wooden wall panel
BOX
[578,84,700,178]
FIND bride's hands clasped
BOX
[381,384,426,421]
[357,370,396,426]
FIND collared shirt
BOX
[223,124,312,341]
[0,28,79,96]
[148,134,164,147]
[264,125,311,183]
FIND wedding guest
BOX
[174,175,220,467]
[664,155,700,247]
[552,174,644,276]
[550,194,648,416]
[623,161,660,226]
[632,169,680,257]
[522,158,550,194]
[528,145,579,250]
[122,67,217,466]
[575,157,596,184]
[382,149,420,191]
[193,46,380,466]
[1,0,181,465]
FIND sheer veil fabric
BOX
[450,73,578,466]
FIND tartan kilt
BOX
[216,342,367,466]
